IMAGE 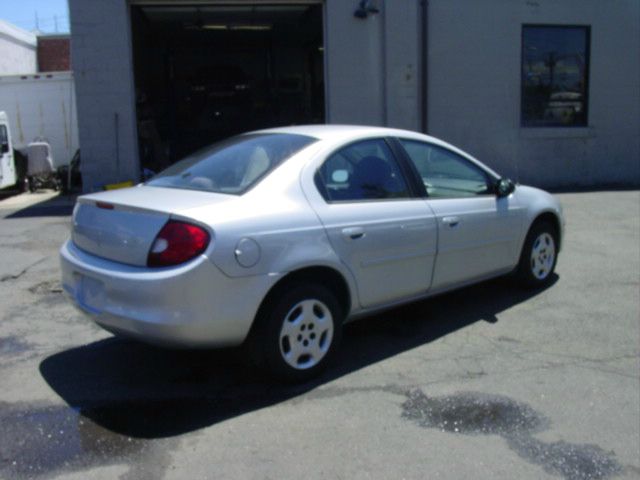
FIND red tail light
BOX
[147,221,210,267]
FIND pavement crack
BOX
[0,258,46,282]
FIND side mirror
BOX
[0,142,8,154]
[496,178,515,197]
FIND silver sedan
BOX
[60,125,564,381]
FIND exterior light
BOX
[354,0,380,19]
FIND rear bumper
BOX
[60,240,278,348]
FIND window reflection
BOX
[522,25,590,127]
[399,140,491,198]
[315,139,410,202]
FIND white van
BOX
[0,111,17,189]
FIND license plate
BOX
[74,273,105,312]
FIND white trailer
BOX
[0,71,79,170]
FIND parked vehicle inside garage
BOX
[131,4,324,171]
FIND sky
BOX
[0,0,69,33]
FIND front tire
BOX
[516,221,558,288]
[254,283,343,382]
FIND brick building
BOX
[37,35,72,72]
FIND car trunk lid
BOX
[72,186,227,266]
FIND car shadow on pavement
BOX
[3,193,75,219]
[39,275,557,439]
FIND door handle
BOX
[342,227,365,240]
[442,216,460,227]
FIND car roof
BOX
[247,124,501,179]
[251,124,432,142]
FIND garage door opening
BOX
[131,3,324,172]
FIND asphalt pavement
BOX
[0,189,638,480]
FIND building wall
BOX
[68,0,639,190]
[0,20,37,75]
[68,0,139,190]
[37,36,72,72]
[325,1,421,130]
[427,0,640,188]
[68,0,423,190]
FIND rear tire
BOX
[19,176,29,193]
[252,283,343,383]
[516,221,558,288]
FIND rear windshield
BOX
[146,133,317,195]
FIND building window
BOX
[521,25,590,127]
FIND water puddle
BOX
[401,390,622,480]
[0,402,146,479]
[0,336,33,357]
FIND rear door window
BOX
[315,138,410,202]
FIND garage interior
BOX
[130,3,324,172]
